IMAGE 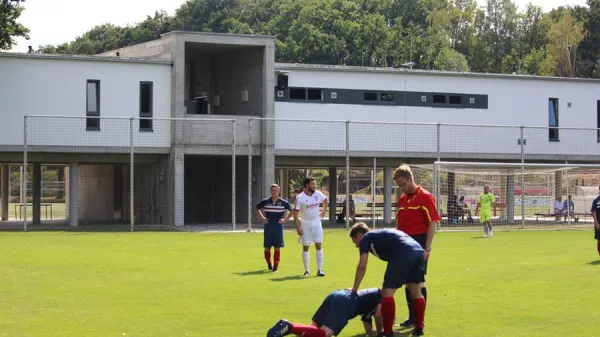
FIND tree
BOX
[542,10,585,77]
[434,47,470,72]
[0,0,29,50]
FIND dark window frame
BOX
[548,98,559,142]
[363,92,378,102]
[307,88,323,101]
[432,94,447,104]
[380,92,395,102]
[289,88,307,100]
[597,100,600,143]
[139,81,153,131]
[86,79,100,131]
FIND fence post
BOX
[436,123,441,161]
[372,157,376,228]
[247,119,253,232]
[345,121,350,230]
[23,115,28,232]
[520,126,525,227]
[566,168,570,225]
[130,118,135,232]
[232,120,236,231]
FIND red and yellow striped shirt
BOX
[396,186,440,236]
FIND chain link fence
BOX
[15,115,600,232]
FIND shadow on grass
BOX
[350,330,412,337]
[270,275,307,282]
[471,236,486,239]
[234,270,270,276]
[586,260,600,265]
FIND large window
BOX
[548,98,559,141]
[86,80,100,131]
[140,82,153,131]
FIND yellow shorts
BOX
[480,211,492,223]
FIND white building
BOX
[0,31,598,227]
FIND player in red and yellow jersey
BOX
[394,165,440,333]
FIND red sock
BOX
[291,324,326,337]
[381,296,395,335]
[412,297,426,330]
[597,241,600,256]
[274,250,281,268]
[264,249,271,266]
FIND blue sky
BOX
[9,0,588,53]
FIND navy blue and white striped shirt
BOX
[256,198,293,225]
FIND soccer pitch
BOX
[2,230,600,337]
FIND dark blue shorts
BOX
[383,252,426,289]
[312,290,355,335]
[264,224,284,248]
[595,228,600,240]
[411,234,428,275]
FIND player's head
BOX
[349,222,370,247]
[459,196,465,201]
[393,164,416,194]
[568,195,572,200]
[270,184,280,198]
[303,177,316,193]
[483,185,490,194]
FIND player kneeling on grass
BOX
[349,223,427,337]
[267,288,383,337]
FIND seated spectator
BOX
[563,195,579,222]
[457,196,473,222]
[554,197,564,220]
[337,194,356,223]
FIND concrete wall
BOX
[0,55,172,148]
[78,164,116,222]
[97,38,174,60]
[134,157,170,225]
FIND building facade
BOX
[1,31,599,227]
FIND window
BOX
[140,82,153,131]
[86,80,100,130]
[548,98,559,141]
[364,92,378,101]
[449,95,462,105]
[307,89,323,101]
[290,88,306,100]
[380,92,394,102]
[433,94,446,104]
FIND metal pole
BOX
[520,126,525,226]
[130,118,135,232]
[23,115,28,232]
[372,157,376,228]
[436,123,441,161]
[566,168,570,225]
[247,119,253,232]
[232,120,236,231]
[345,121,350,230]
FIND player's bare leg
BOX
[315,242,325,277]
[302,245,310,276]
[406,283,426,336]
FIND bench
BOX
[534,212,588,222]
[14,203,53,220]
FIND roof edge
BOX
[0,52,173,65]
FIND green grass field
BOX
[2,230,600,337]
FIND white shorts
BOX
[300,220,323,246]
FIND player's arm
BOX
[351,253,369,293]
[293,199,302,235]
[255,201,268,224]
[374,304,383,335]
[592,201,599,229]
[423,195,440,255]
[320,195,328,218]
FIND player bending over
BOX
[267,288,383,337]
[293,177,328,277]
[475,185,496,238]
[349,223,427,336]
[591,186,600,256]
[256,184,294,271]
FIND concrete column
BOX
[32,163,41,225]
[1,165,8,221]
[64,166,69,220]
[69,163,78,226]
[499,174,507,219]
[506,171,515,224]
[172,146,185,226]
[328,167,337,222]
[281,169,289,199]
[447,172,456,203]
[383,166,392,224]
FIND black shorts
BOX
[312,290,355,335]
[595,228,600,240]
[411,234,428,275]
[383,252,426,289]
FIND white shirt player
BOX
[294,191,327,222]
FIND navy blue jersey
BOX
[256,198,292,225]
[353,288,382,322]
[591,196,600,218]
[359,228,423,261]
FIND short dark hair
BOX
[349,222,370,238]
[303,177,315,188]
